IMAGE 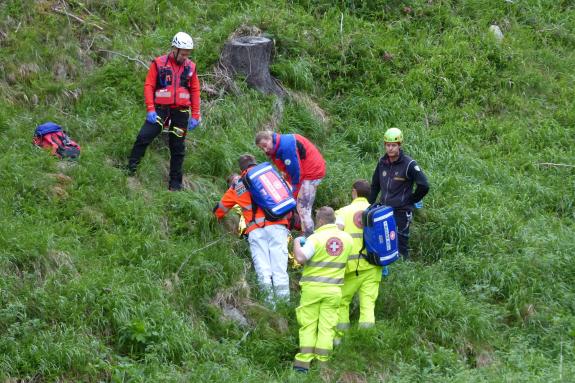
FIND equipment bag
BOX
[360,204,399,266]
[33,122,81,159]
[242,162,296,221]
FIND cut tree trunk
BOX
[219,36,285,97]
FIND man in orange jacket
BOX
[127,32,201,191]
[214,154,291,305]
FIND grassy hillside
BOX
[1,0,574,381]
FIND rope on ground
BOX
[537,162,575,168]
[175,237,226,277]
[98,49,148,69]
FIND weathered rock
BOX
[54,63,68,81]
[476,349,495,368]
[50,185,69,199]
[383,51,394,62]
[6,72,17,85]
[222,305,249,327]
[489,24,504,41]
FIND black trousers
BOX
[393,209,413,259]
[128,107,189,188]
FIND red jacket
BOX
[144,53,201,119]
[269,133,325,196]
[214,171,289,235]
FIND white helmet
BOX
[171,32,194,49]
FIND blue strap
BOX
[275,133,301,186]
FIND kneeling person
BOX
[214,154,290,305]
[292,207,353,372]
[335,180,382,343]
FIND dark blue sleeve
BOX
[368,160,381,204]
[407,161,429,204]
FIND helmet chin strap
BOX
[173,48,181,63]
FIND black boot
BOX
[124,163,137,176]
[168,181,183,191]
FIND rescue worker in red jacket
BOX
[127,32,201,191]
[214,154,291,305]
[255,130,326,237]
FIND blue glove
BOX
[146,111,158,124]
[188,118,200,131]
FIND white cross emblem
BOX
[329,241,339,253]
[326,237,344,256]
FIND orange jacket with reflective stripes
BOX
[214,171,289,235]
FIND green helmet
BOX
[383,128,403,143]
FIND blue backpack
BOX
[242,162,296,221]
[360,204,399,266]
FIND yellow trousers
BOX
[294,285,342,369]
[337,266,382,335]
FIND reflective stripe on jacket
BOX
[144,54,201,119]
[214,171,288,234]
[300,224,353,287]
[335,197,380,274]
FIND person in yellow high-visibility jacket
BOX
[292,206,354,373]
[334,180,382,344]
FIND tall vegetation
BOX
[1,0,574,381]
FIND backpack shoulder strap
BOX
[241,175,262,227]
[357,236,367,276]
[47,132,65,149]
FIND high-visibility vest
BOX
[335,197,382,274]
[153,55,196,108]
[300,224,353,287]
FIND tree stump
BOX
[220,36,285,97]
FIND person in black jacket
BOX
[368,128,429,259]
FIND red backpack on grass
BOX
[33,122,81,159]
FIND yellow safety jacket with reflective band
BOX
[335,197,381,274]
[300,223,353,287]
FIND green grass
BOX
[1,0,574,381]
